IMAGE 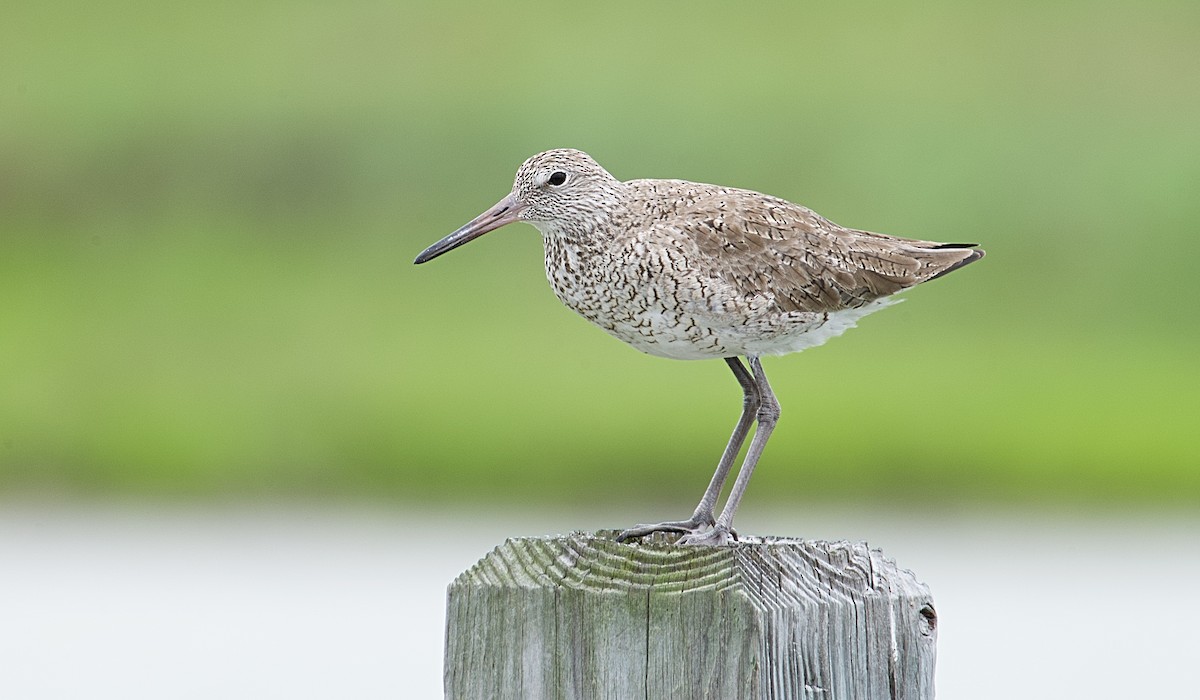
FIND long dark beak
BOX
[414,194,523,264]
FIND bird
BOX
[414,149,983,546]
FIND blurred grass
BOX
[1,0,1198,506]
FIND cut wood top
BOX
[451,530,932,614]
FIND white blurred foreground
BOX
[1,502,1197,699]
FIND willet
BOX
[415,149,983,545]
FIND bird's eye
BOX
[547,171,567,186]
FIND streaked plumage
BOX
[415,149,983,545]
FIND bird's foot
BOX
[616,516,712,543]
[677,525,738,546]
[616,516,737,546]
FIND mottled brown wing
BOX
[670,187,982,314]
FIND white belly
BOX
[593,297,898,360]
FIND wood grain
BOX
[445,531,936,699]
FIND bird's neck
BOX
[534,204,623,251]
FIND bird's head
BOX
[414,148,621,264]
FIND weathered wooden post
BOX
[445,531,936,699]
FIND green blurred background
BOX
[2,1,1197,509]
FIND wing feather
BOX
[650,185,981,314]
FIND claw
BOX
[615,520,697,543]
[616,513,731,545]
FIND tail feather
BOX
[927,247,985,281]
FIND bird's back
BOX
[620,178,983,315]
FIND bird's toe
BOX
[616,517,708,543]
[677,526,737,546]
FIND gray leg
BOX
[679,356,779,546]
[616,357,760,543]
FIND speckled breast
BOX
[541,235,882,361]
